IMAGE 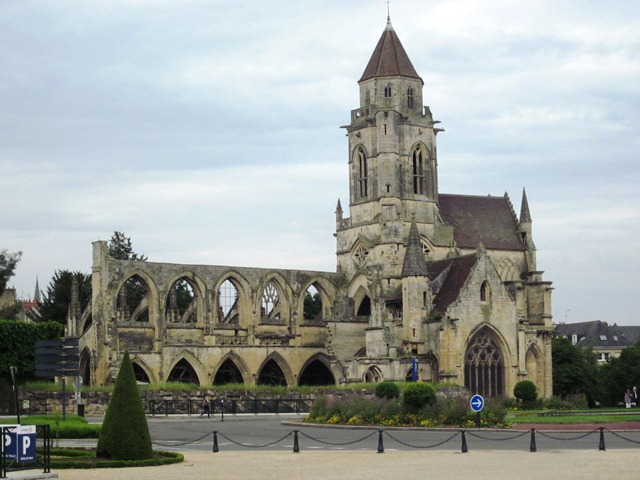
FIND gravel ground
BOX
[50,450,639,480]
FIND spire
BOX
[335,198,343,222]
[520,187,532,223]
[359,19,422,83]
[401,221,428,277]
[33,276,42,303]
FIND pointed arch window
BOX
[407,87,414,109]
[365,89,371,106]
[464,329,504,397]
[384,84,392,98]
[218,278,239,324]
[356,147,368,198]
[480,281,491,303]
[412,146,426,195]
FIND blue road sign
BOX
[470,394,485,412]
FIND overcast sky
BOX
[2,1,638,326]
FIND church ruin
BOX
[73,17,554,398]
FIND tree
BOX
[96,351,153,460]
[598,344,640,407]
[108,231,147,261]
[402,383,436,411]
[514,380,538,408]
[552,336,600,405]
[303,292,322,320]
[0,250,22,296]
[32,270,91,325]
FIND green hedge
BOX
[0,320,63,383]
[49,449,183,468]
[2,415,101,438]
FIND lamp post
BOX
[9,366,20,424]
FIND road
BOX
[142,414,640,452]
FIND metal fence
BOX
[147,398,313,416]
[0,424,50,478]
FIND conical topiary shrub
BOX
[96,351,153,460]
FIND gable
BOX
[438,194,526,251]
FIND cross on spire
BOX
[386,0,391,19]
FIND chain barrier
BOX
[536,428,598,441]
[152,431,213,447]
[298,429,377,446]
[383,430,460,449]
[603,428,640,445]
[466,430,529,441]
[149,426,640,454]
[217,431,293,448]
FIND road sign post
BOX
[35,338,80,420]
[470,394,484,428]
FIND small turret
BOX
[401,220,428,277]
[518,188,537,270]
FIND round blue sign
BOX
[470,394,485,412]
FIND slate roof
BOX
[359,18,422,83]
[401,221,429,277]
[427,254,477,314]
[438,194,526,251]
[554,321,640,348]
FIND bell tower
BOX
[336,17,447,283]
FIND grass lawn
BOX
[508,409,640,424]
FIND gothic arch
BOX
[130,356,156,384]
[298,353,337,386]
[213,271,251,325]
[257,352,294,386]
[363,365,383,383]
[79,347,92,387]
[116,270,159,326]
[525,343,543,391]
[212,351,250,385]
[165,352,206,386]
[480,281,491,303]
[80,306,93,335]
[348,274,371,318]
[257,274,292,325]
[423,351,440,383]
[497,258,518,282]
[164,272,206,326]
[299,277,338,323]
[352,145,369,199]
[464,326,508,398]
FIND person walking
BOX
[200,394,211,418]
[624,388,632,408]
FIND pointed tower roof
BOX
[359,17,422,83]
[401,221,429,277]
[33,276,42,303]
[520,187,532,223]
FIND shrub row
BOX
[49,449,183,469]
[306,392,509,428]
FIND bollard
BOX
[461,430,468,453]
[213,431,219,453]
[529,428,537,452]
[293,430,300,453]
[598,427,606,451]
[377,430,384,453]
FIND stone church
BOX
[72,17,554,398]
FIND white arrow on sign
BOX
[470,394,485,412]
